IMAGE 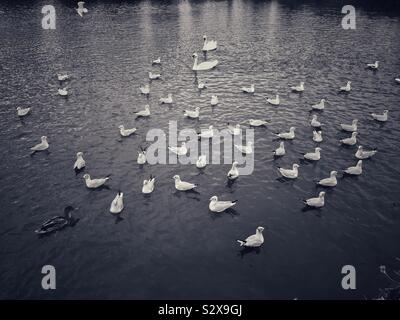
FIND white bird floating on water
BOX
[310,114,322,128]
[313,130,323,143]
[371,110,388,122]
[173,175,197,191]
[83,174,109,189]
[192,53,218,71]
[355,146,377,159]
[340,132,357,146]
[73,152,85,170]
[367,61,379,70]
[57,74,69,81]
[344,160,363,175]
[149,72,161,80]
[202,35,217,51]
[311,99,326,110]
[119,125,137,137]
[302,147,321,161]
[242,84,254,93]
[196,155,207,169]
[142,176,155,194]
[266,94,280,106]
[210,95,218,106]
[159,93,173,104]
[76,1,88,17]
[273,141,285,157]
[340,81,351,92]
[184,107,200,119]
[209,196,237,213]
[249,119,268,127]
[234,141,253,154]
[110,192,124,214]
[168,142,188,156]
[340,119,358,132]
[137,148,146,164]
[139,84,150,95]
[277,163,299,179]
[317,171,338,187]
[152,57,161,65]
[237,226,264,247]
[30,136,49,152]
[303,191,325,208]
[58,88,68,96]
[135,105,150,118]
[198,81,207,90]
[291,82,304,92]
[276,127,295,140]
[198,125,214,139]
[227,161,239,180]
[17,107,31,117]
[395,78,400,84]
[227,123,241,136]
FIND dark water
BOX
[1,0,400,299]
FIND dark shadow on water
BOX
[238,246,261,259]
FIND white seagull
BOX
[17,107,31,117]
[355,146,377,159]
[313,130,323,143]
[234,141,253,154]
[149,71,161,80]
[273,141,285,157]
[249,119,268,127]
[277,164,299,179]
[340,81,351,92]
[184,107,200,119]
[317,171,338,187]
[76,1,88,17]
[371,110,388,122]
[168,142,188,156]
[276,127,295,140]
[367,61,379,70]
[173,175,197,191]
[110,192,124,214]
[209,196,237,213]
[227,161,239,180]
[139,84,150,95]
[135,105,150,118]
[202,35,217,51]
[73,152,86,170]
[340,132,357,146]
[196,155,207,169]
[227,123,242,136]
[210,95,218,106]
[302,147,321,161]
[192,53,218,71]
[310,114,322,127]
[266,94,280,105]
[198,81,207,90]
[57,74,69,81]
[198,125,214,139]
[159,93,173,104]
[291,82,304,92]
[242,84,255,93]
[395,78,400,84]
[344,160,363,175]
[303,191,325,208]
[58,88,68,96]
[119,125,137,137]
[137,148,146,164]
[237,227,264,247]
[83,174,109,188]
[311,99,326,110]
[30,136,49,152]
[340,119,358,132]
[142,176,155,194]
[152,57,161,65]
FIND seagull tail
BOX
[237,240,246,246]
[232,200,238,204]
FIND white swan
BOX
[192,53,218,71]
[17,107,31,117]
[267,94,279,105]
[303,192,325,208]
[202,35,217,51]
[73,152,86,170]
[242,84,254,93]
[110,192,124,214]
[237,227,264,247]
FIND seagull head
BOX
[321,99,326,102]
[384,110,389,114]
[319,191,326,198]
[77,151,83,157]
[330,171,338,176]
[118,125,124,130]
[173,175,180,181]
[348,81,352,85]
[315,147,322,152]
[353,119,358,125]
[358,145,363,151]
[41,136,47,141]
[293,163,299,169]
[357,160,363,167]
[232,161,238,167]
[290,127,296,132]
[280,141,285,147]
[192,53,198,58]
[352,132,358,137]
[209,196,218,202]
[203,35,207,40]
[195,107,200,111]
[145,105,150,110]
[312,114,318,119]
[257,226,265,233]
[17,107,21,111]
[83,174,90,180]
[247,141,253,147]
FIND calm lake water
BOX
[0,0,399,299]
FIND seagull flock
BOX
[19,2,398,249]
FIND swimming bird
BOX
[210,95,218,106]
[266,94,280,105]
[291,82,304,92]
[276,127,295,140]
[311,99,326,110]
[234,141,253,154]
[30,136,49,152]
[192,53,218,71]
[302,147,321,161]
[227,161,239,180]
[303,191,325,208]
[119,125,137,137]
[142,176,155,194]
[139,84,150,95]
[242,84,255,93]
[273,141,285,157]
[83,174,110,188]
[340,81,351,92]
[202,35,217,51]
[73,152,85,170]
[198,125,214,139]
[340,132,357,146]
[57,74,69,81]
[159,93,173,104]
[355,146,377,159]
[196,155,207,169]
[110,192,124,214]
[184,107,200,119]
[152,57,161,65]
[371,110,388,122]
[367,61,379,70]
[135,105,150,118]
[173,175,197,191]
[58,88,68,96]
[340,119,358,132]
[395,78,400,84]
[249,119,268,127]
[198,81,207,90]
[168,142,188,156]
[227,123,241,136]
[344,160,363,175]
[237,226,264,247]
[277,164,299,179]
[35,206,78,235]
[310,114,322,127]
[209,196,237,213]
[149,71,161,80]
[313,130,323,142]
[76,1,88,17]
[317,171,338,187]
[137,148,146,164]
[17,107,31,117]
